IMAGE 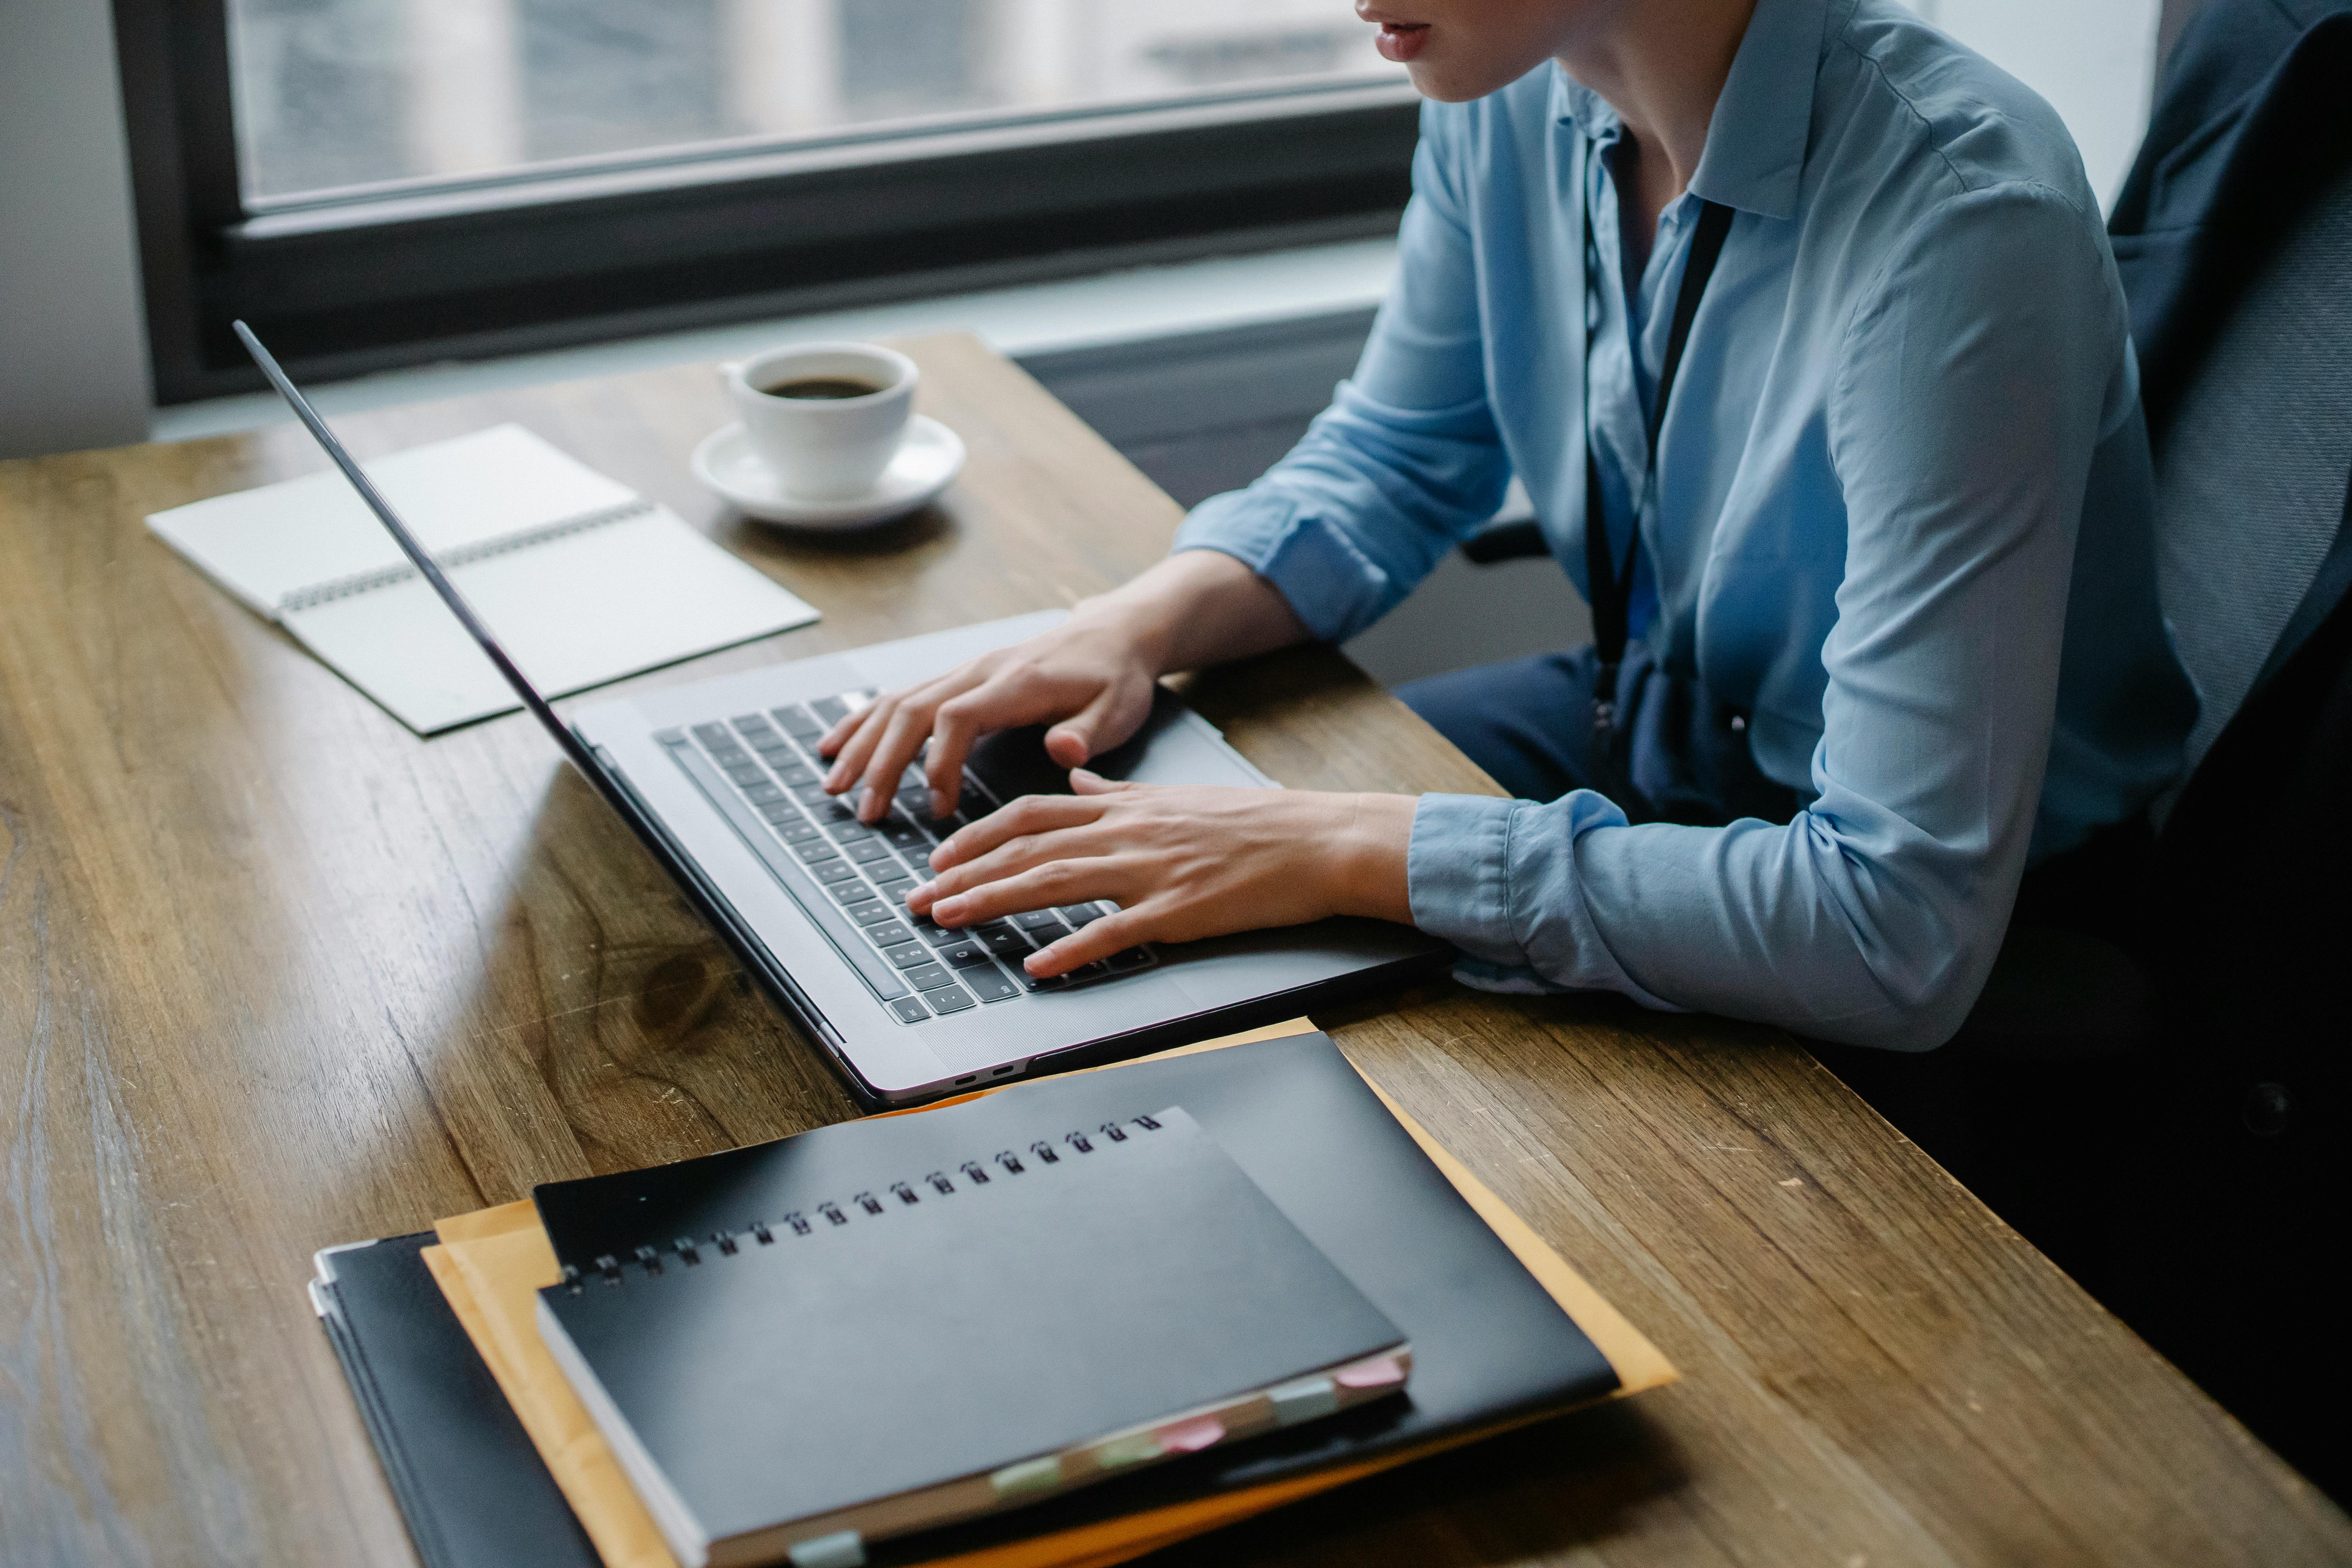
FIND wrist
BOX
[1331,793,1418,925]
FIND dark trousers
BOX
[1396,643,1800,825]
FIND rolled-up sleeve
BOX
[1409,186,2128,1051]
[1173,114,1513,644]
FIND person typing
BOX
[817,0,2194,1052]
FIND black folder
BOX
[312,1031,1622,1568]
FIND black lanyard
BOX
[1582,185,1735,732]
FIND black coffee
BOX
[759,375,883,400]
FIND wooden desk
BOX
[1,336,2343,1567]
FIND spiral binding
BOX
[558,1114,1169,1294]
[274,498,657,616]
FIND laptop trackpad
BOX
[965,686,1268,804]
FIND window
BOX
[119,0,1420,403]
[225,0,1401,203]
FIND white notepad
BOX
[146,425,818,734]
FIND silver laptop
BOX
[240,323,1444,1104]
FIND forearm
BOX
[1074,549,1310,676]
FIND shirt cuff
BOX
[1408,789,1683,1008]
[1171,489,1395,644]
[1406,793,1524,966]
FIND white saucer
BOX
[691,415,965,528]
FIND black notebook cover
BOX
[541,1107,1405,1559]
[316,1032,1622,1568]
[311,1233,600,1568]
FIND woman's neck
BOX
[1558,0,1757,263]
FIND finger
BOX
[819,690,899,775]
[1067,766,1143,796]
[824,667,987,790]
[929,794,1112,873]
[815,701,874,761]
[921,858,1119,929]
[922,825,1121,920]
[1024,906,1154,977]
[1043,679,1154,769]
[924,684,1016,817]
[852,698,945,821]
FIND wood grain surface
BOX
[2,334,2344,1567]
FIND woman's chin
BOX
[1405,56,1506,104]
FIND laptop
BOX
[238,324,1446,1105]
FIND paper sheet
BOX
[147,424,820,733]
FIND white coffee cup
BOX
[723,342,918,501]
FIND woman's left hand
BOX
[906,770,1418,978]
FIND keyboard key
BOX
[888,995,931,1024]
[866,921,914,947]
[925,984,978,1015]
[1104,947,1154,972]
[813,859,860,884]
[880,943,930,970]
[1022,918,1072,945]
[826,820,871,843]
[730,713,772,733]
[772,704,824,739]
[1057,903,1105,929]
[810,798,860,825]
[906,962,957,991]
[1067,960,1112,981]
[895,786,938,820]
[845,900,891,926]
[871,878,916,905]
[939,940,992,969]
[881,819,931,850]
[691,723,733,750]
[723,763,766,787]
[776,818,821,843]
[916,921,964,947]
[1010,909,1066,933]
[742,782,785,806]
[771,763,816,788]
[896,844,936,875]
[809,695,850,726]
[757,800,799,825]
[964,967,1020,1003]
[793,840,839,865]
[828,878,876,904]
[845,839,892,865]
[975,924,1031,960]
[1014,967,1066,993]
[791,782,831,804]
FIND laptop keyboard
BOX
[658,693,1156,1024]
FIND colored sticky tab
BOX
[1093,1431,1164,1468]
[788,1530,866,1568]
[1267,1374,1339,1424]
[1154,1416,1226,1455]
[1335,1354,1409,1391]
[989,1455,1062,1498]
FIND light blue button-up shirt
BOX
[1173,0,2194,1050]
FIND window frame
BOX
[114,0,1422,406]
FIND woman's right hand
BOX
[815,608,1164,822]
[816,550,1310,823]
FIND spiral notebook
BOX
[536,1104,1410,1568]
[145,424,818,734]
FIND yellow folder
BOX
[421,1021,1675,1568]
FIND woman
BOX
[819,0,2193,1051]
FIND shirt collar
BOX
[1552,0,1829,222]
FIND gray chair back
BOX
[2151,160,2352,818]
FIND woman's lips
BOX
[1374,21,1430,62]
